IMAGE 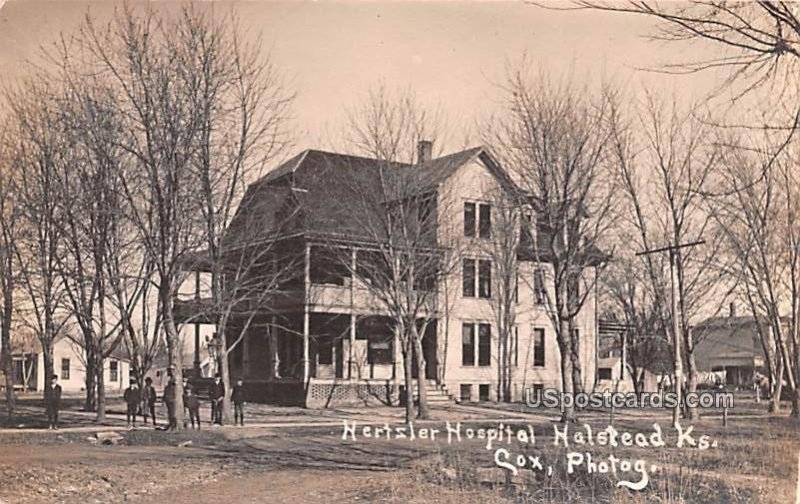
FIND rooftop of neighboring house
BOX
[693,305,790,332]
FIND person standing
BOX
[124,380,141,428]
[231,378,246,427]
[209,374,225,425]
[142,377,158,426]
[163,377,177,431]
[184,383,201,430]
[45,374,62,430]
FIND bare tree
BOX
[487,69,616,421]
[601,250,673,395]
[180,7,294,424]
[568,1,800,103]
[3,79,70,405]
[75,5,213,427]
[609,92,731,421]
[710,131,800,416]
[0,124,20,416]
[311,86,452,422]
[42,62,131,420]
[479,186,521,402]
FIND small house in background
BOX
[8,335,131,394]
[693,304,780,388]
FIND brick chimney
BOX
[417,140,433,164]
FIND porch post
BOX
[193,270,201,376]
[270,315,279,378]
[392,323,399,381]
[303,243,311,385]
[349,249,357,380]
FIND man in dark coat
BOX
[209,374,225,425]
[231,378,246,427]
[45,374,62,430]
[124,380,141,428]
[142,377,158,426]
[163,377,177,431]
[184,383,201,430]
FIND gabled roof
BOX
[225,146,515,246]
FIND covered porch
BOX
[225,312,438,406]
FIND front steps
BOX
[412,380,455,405]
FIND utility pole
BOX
[636,239,704,428]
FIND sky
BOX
[0,0,726,157]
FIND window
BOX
[462,323,475,366]
[598,368,613,381]
[478,323,491,366]
[532,328,545,367]
[61,358,70,380]
[478,260,492,298]
[479,384,490,402]
[464,258,491,298]
[109,360,119,382]
[463,322,491,366]
[460,384,472,402]
[514,272,519,304]
[464,202,491,238]
[478,204,491,238]
[463,202,476,237]
[520,212,533,248]
[513,326,519,367]
[462,259,476,297]
[533,269,546,305]
[310,246,350,286]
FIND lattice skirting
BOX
[305,381,399,409]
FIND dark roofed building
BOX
[175,142,602,407]
[693,307,783,388]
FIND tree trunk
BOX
[402,338,415,424]
[84,352,97,412]
[1,241,14,416]
[413,333,429,419]
[684,335,700,421]
[570,325,583,396]
[221,343,233,426]
[558,319,576,422]
[1,319,14,417]
[771,353,784,413]
[42,348,54,405]
[95,354,106,423]
[162,286,185,429]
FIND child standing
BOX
[142,377,158,426]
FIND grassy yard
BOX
[0,398,797,503]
